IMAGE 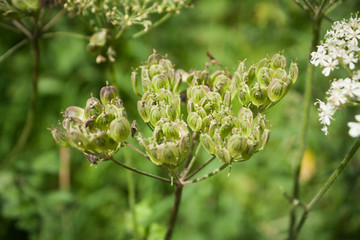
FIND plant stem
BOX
[293,137,360,238]
[185,156,215,180]
[0,38,29,63]
[288,15,322,240]
[125,142,149,158]
[181,132,198,178]
[165,182,183,240]
[2,35,40,169]
[185,163,229,184]
[125,151,140,239]
[42,31,88,40]
[132,13,172,39]
[110,157,171,183]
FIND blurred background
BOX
[1,0,360,239]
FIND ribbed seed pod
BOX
[215,146,231,164]
[65,106,84,120]
[187,112,202,132]
[267,80,287,102]
[157,142,180,165]
[109,117,130,143]
[51,127,69,147]
[200,133,215,154]
[137,101,150,122]
[100,85,117,105]
[227,134,247,158]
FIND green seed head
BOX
[200,133,215,154]
[187,112,202,132]
[100,85,117,105]
[51,127,69,147]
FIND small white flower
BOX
[348,114,360,137]
[342,52,358,70]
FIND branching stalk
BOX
[165,182,183,240]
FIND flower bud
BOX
[200,133,215,154]
[270,53,286,69]
[267,80,287,102]
[215,146,231,164]
[187,112,202,132]
[51,127,69,147]
[289,61,298,84]
[152,74,170,91]
[65,106,85,120]
[227,134,247,158]
[109,117,130,143]
[100,85,117,105]
[157,142,180,165]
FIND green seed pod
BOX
[238,107,253,124]
[224,90,231,107]
[190,86,207,104]
[89,131,118,155]
[256,58,269,74]
[239,119,252,137]
[84,104,102,118]
[227,134,247,158]
[166,104,178,121]
[209,70,224,87]
[157,89,174,103]
[152,74,170,91]
[257,67,271,87]
[51,127,69,147]
[147,145,162,165]
[242,140,259,160]
[162,122,180,140]
[179,135,190,156]
[157,142,180,165]
[137,101,150,122]
[149,64,165,79]
[270,53,286,69]
[250,83,268,106]
[259,129,270,151]
[219,122,233,139]
[159,58,173,72]
[200,133,215,154]
[95,112,115,130]
[275,68,288,83]
[237,84,251,106]
[267,80,287,102]
[109,117,130,143]
[246,65,256,85]
[201,116,211,132]
[147,50,161,66]
[150,107,165,126]
[213,74,231,96]
[289,61,298,85]
[100,85,117,105]
[68,129,89,151]
[131,71,140,96]
[141,67,152,92]
[187,112,202,132]
[65,106,85,120]
[215,146,231,164]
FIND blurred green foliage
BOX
[1,0,360,240]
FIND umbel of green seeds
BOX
[50,84,130,163]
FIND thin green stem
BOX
[165,182,183,240]
[42,9,65,31]
[125,142,149,159]
[185,156,215,181]
[293,137,360,237]
[42,31,89,40]
[12,20,32,39]
[125,151,140,240]
[110,157,171,183]
[184,163,229,184]
[181,140,201,178]
[181,132,198,177]
[0,38,29,63]
[2,35,40,169]
[132,13,172,39]
[288,15,322,240]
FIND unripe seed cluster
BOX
[51,85,130,161]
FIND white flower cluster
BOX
[311,15,360,76]
[313,15,360,137]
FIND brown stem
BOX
[165,183,183,240]
[59,147,71,191]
